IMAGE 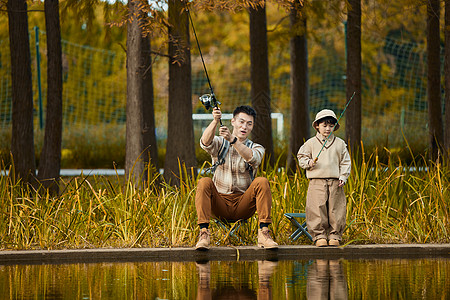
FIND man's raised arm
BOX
[200,107,222,146]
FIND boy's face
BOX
[231,112,254,140]
[316,121,334,137]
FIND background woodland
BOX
[0,0,449,187]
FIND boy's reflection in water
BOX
[307,260,348,300]
[196,260,278,300]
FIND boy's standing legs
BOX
[306,179,329,243]
[306,179,346,246]
[327,179,346,242]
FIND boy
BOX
[297,109,351,247]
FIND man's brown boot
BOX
[257,227,278,249]
[195,228,210,250]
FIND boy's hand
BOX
[338,180,345,187]
[308,159,316,169]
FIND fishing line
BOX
[184,2,222,125]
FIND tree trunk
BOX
[249,1,274,166]
[287,0,309,172]
[345,0,362,152]
[427,0,444,160]
[142,36,159,174]
[164,0,196,185]
[446,0,450,156]
[8,0,36,183]
[38,0,63,194]
[126,0,158,185]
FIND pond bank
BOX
[1,244,449,265]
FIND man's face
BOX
[231,112,254,140]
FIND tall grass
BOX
[344,147,449,244]
[0,147,449,250]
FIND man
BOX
[195,105,278,250]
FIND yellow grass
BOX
[1,147,449,250]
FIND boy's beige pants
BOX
[306,179,347,242]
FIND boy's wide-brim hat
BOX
[312,109,340,131]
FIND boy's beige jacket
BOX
[297,133,351,183]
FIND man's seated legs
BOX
[195,177,277,249]
[238,177,278,249]
[195,177,223,250]
[237,177,271,223]
[195,177,227,225]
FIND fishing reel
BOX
[199,93,221,111]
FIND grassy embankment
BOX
[0,145,448,250]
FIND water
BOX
[0,259,449,299]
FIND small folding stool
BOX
[284,213,313,241]
[213,219,246,243]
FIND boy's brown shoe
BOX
[257,227,278,249]
[315,238,328,247]
[195,228,210,250]
[328,239,340,247]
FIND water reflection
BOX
[196,260,278,300]
[0,258,449,299]
[306,260,348,300]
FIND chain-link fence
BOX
[0,27,444,164]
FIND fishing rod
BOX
[314,92,356,163]
[184,2,222,126]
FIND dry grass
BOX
[1,147,449,250]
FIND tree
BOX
[7,0,36,183]
[164,0,196,185]
[142,36,159,174]
[446,0,450,156]
[249,0,274,166]
[427,0,444,160]
[126,0,158,185]
[286,0,309,172]
[345,0,362,152]
[38,0,63,194]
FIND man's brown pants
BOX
[195,177,272,224]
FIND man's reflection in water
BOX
[196,260,278,300]
[307,260,348,300]
[257,260,278,300]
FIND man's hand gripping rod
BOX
[314,92,355,163]
[185,3,223,126]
